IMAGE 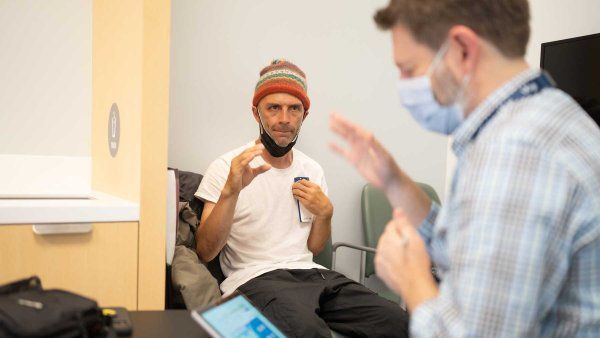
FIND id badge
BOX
[294,176,313,223]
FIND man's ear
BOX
[252,106,260,123]
[302,111,308,121]
[446,25,480,79]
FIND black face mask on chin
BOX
[257,109,303,158]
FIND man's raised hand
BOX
[224,144,271,196]
[329,112,401,191]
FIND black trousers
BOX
[237,269,409,338]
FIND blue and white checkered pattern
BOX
[412,69,600,337]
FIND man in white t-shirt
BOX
[195,59,408,337]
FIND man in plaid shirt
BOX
[330,0,600,336]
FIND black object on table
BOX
[128,310,210,338]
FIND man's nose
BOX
[278,109,292,124]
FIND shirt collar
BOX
[451,68,541,157]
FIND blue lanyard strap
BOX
[470,72,555,141]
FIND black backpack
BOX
[0,276,108,338]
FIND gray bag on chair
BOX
[170,169,222,309]
[171,245,221,309]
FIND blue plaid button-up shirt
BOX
[411,69,600,337]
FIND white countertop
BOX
[0,191,139,224]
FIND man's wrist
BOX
[404,273,439,313]
[315,204,334,220]
[383,167,407,208]
[221,182,240,199]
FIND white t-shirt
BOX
[195,141,328,295]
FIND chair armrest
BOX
[332,242,377,254]
[331,242,377,284]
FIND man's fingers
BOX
[381,217,409,249]
[291,183,310,193]
[297,179,315,187]
[370,136,388,155]
[329,142,353,161]
[239,149,263,167]
[235,149,259,166]
[392,209,412,245]
[251,164,271,177]
[294,195,312,209]
[393,208,405,219]
[295,194,309,204]
[240,144,264,156]
[377,226,399,256]
[393,208,415,232]
[329,112,362,140]
[401,222,421,245]
[247,143,265,152]
[381,220,398,239]
[237,144,264,159]
[292,188,310,200]
[398,228,409,247]
[293,179,316,191]
[330,112,372,143]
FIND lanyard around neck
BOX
[471,72,555,141]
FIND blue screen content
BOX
[201,295,286,338]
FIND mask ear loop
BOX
[427,40,473,110]
[446,41,474,113]
[426,41,451,77]
[256,107,271,138]
[454,72,473,110]
[424,41,451,108]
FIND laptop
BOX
[191,293,286,338]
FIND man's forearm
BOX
[196,188,239,263]
[307,213,332,255]
[385,168,432,227]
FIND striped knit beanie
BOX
[253,59,310,112]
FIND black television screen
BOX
[540,33,600,126]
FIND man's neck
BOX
[465,57,530,116]
[254,139,293,169]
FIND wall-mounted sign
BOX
[108,103,120,157]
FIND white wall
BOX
[169,0,449,281]
[0,1,92,157]
[527,0,600,67]
[445,0,600,195]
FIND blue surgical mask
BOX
[397,42,471,135]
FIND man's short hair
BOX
[374,0,530,58]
